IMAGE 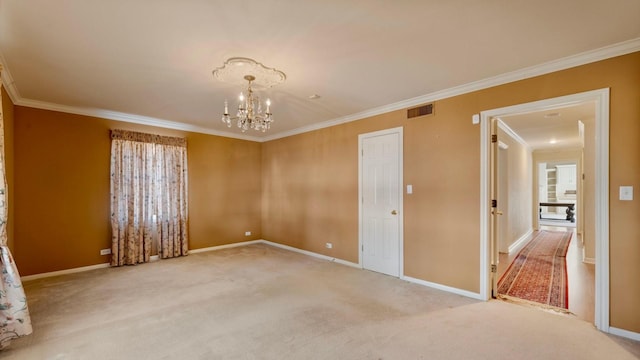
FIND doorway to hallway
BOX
[480,88,609,331]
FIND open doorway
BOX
[538,161,578,228]
[480,89,610,332]
[494,102,593,321]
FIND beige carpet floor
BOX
[2,243,638,359]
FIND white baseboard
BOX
[22,263,110,282]
[582,247,596,264]
[402,275,484,300]
[21,240,482,304]
[21,240,263,281]
[189,240,264,254]
[261,240,483,301]
[190,239,362,270]
[609,326,640,341]
[261,240,361,269]
[508,228,534,254]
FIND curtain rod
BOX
[110,129,187,147]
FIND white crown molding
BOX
[0,51,20,105]
[497,119,531,150]
[14,97,262,142]
[3,37,639,143]
[263,37,640,141]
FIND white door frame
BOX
[479,88,610,332]
[358,126,404,276]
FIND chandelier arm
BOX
[218,66,277,132]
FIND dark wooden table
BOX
[539,202,575,222]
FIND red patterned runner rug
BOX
[497,230,572,309]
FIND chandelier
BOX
[213,57,286,133]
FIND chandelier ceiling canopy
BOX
[213,57,286,133]
[213,57,286,88]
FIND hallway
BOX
[497,226,594,322]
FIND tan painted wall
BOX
[9,51,640,333]
[262,52,640,332]
[262,99,482,292]
[498,127,532,249]
[1,87,15,252]
[13,107,262,276]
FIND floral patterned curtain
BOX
[110,130,188,266]
[0,69,32,348]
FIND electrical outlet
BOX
[100,249,111,256]
[325,242,333,249]
[245,231,252,236]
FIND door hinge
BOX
[491,134,497,143]
[491,264,497,273]
[491,199,497,208]
[361,245,364,252]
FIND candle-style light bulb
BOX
[239,92,245,102]
[266,98,271,113]
[224,99,229,114]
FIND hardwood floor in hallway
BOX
[496,227,640,357]
[497,226,594,322]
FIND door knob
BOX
[391,210,398,215]
[492,210,503,215]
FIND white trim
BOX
[2,39,638,143]
[19,238,496,304]
[21,240,263,281]
[21,263,110,282]
[594,89,610,332]
[261,38,640,141]
[0,53,20,105]
[479,88,610,332]
[609,327,640,342]
[583,257,596,265]
[14,98,262,142]
[497,119,530,150]
[508,228,534,254]
[479,112,490,300]
[358,127,404,277]
[189,240,264,254]
[19,239,361,282]
[498,141,509,150]
[261,240,361,269]
[402,275,484,300]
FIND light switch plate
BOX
[620,186,633,201]
[407,185,413,194]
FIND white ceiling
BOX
[499,102,595,150]
[1,1,639,141]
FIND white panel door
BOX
[361,131,401,277]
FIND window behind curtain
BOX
[109,130,188,266]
